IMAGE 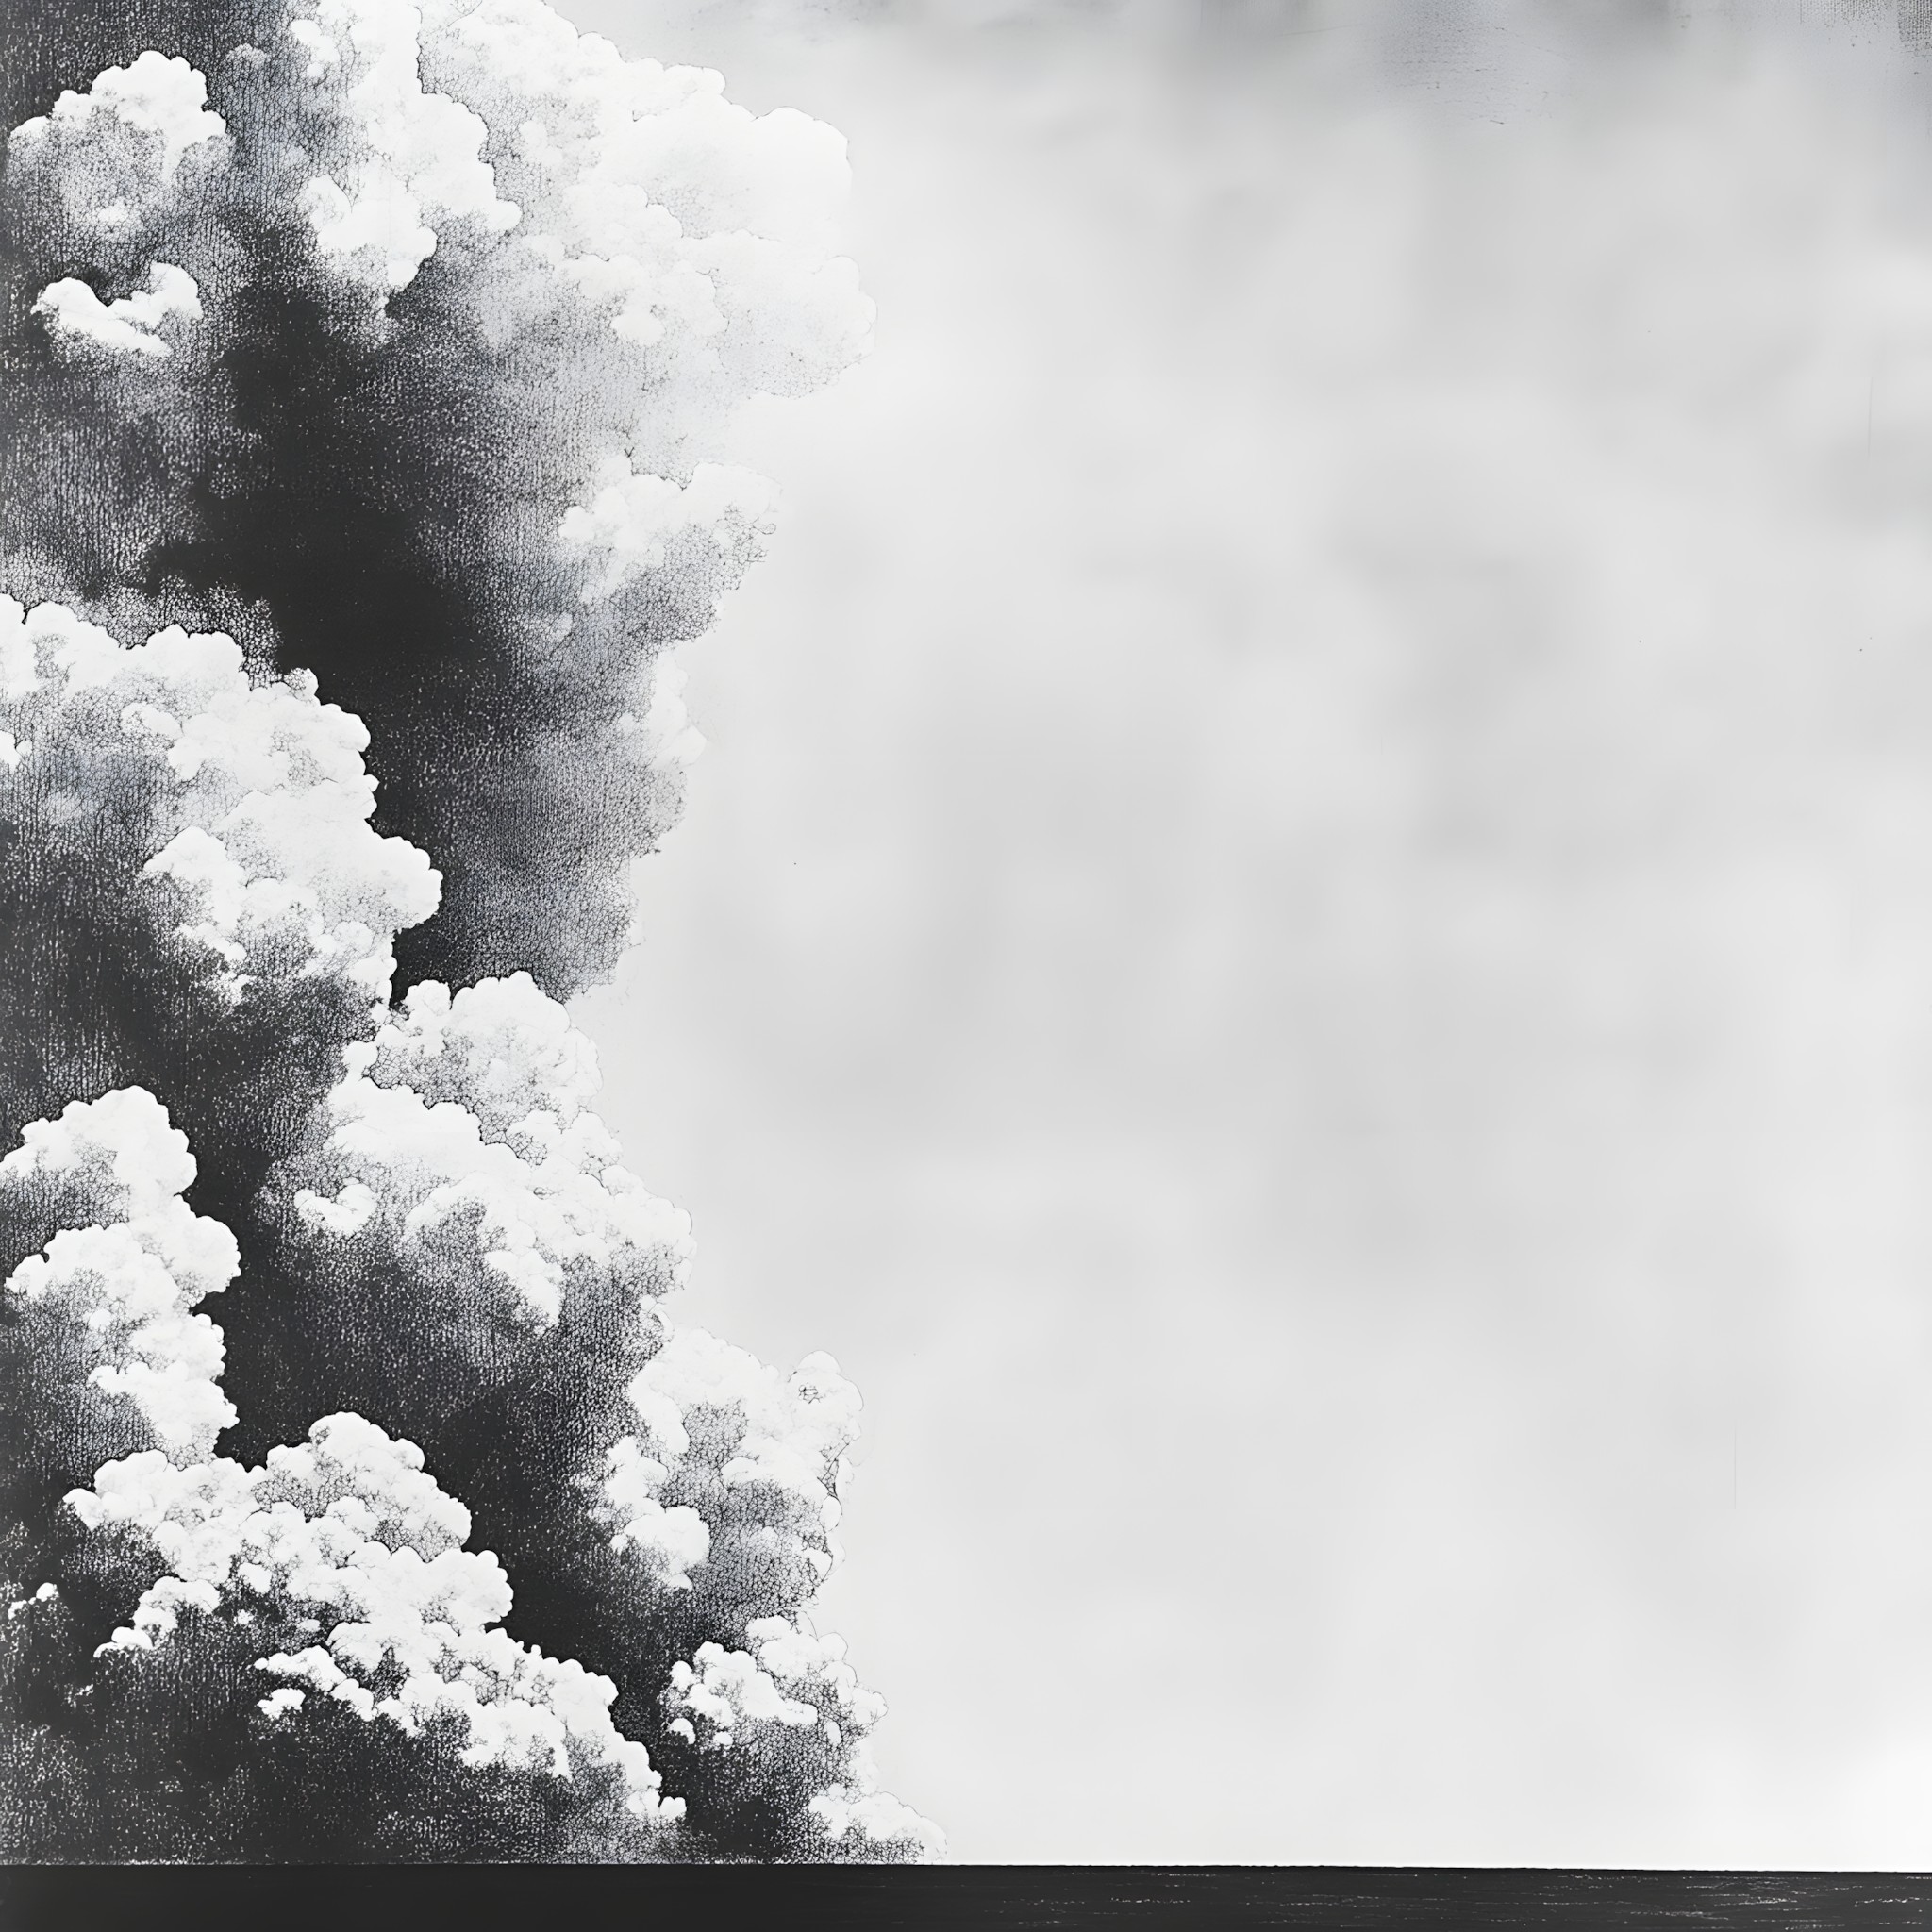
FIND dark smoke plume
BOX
[0,0,936,1863]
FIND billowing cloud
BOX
[3,0,874,994]
[0,0,931,1865]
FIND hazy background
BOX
[568,0,1932,1863]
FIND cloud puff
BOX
[0,596,441,1231]
[33,262,204,358]
[0,1088,239,1604]
[32,1414,681,1858]
[662,1614,941,1861]
[606,1330,860,1620]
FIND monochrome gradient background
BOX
[566,0,1932,1864]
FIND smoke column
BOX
[0,0,939,1862]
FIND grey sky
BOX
[570,0,1932,1861]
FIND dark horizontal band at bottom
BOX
[3,1864,1929,1932]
